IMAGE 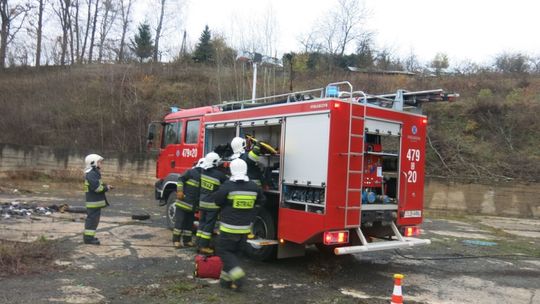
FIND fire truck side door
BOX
[157,120,183,178]
[180,118,202,169]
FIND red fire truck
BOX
[147,81,457,260]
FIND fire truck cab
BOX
[148,81,457,260]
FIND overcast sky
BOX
[138,0,540,66]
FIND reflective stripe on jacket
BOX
[198,167,227,211]
[213,180,265,234]
[176,167,202,211]
[84,168,108,209]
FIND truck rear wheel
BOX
[244,208,276,261]
[165,191,176,230]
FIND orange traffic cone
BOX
[391,274,404,304]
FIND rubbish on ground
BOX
[462,240,498,246]
[0,202,86,219]
[64,205,87,214]
[132,213,151,220]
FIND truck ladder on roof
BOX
[342,89,459,111]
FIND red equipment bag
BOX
[194,255,223,279]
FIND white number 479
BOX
[406,149,420,162]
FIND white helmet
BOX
[230,159,249,182]
[84,154,104,173]
[202,152,220,169]
[231,137,246,154]
[195,158,205,168]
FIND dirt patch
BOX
[120,276,209,299]
[0,238,62,276]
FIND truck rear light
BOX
[323,230,349,245]
[402,226,420,237]
[422,118,428,124]
[333,102,341,109]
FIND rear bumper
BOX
[334,237,431,255]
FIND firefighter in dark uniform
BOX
[83,154,113,245]
[172,158,204,248]
[230,137,263,187]
[196,152,227,254]
[212,158,265,290]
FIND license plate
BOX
[403,210,422,218]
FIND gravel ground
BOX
[0,179,539,304]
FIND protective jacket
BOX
[198,167,227,210]
[239,146,263,185]
[176,167,202,211]
[213,180,265,234]
[84,167,109,209]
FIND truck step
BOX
[246,238,279,248]
[334,237,431,255]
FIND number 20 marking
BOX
[407,170,417,183]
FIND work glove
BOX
[177,191,185,200]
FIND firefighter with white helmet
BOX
[83,154,113,245]
[213,158,266,290]
[196,152,227,254]
[172,158,205,248]
[230,136,263,187]
[230,137,247,159]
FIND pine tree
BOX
[193,25,214,63]
[131,22,154,62]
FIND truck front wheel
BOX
[244,207,276,261]
[165,191,176,230]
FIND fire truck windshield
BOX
[161,121,182,148]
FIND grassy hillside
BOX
[0,63,538,182]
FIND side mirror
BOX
[146,122,160,151]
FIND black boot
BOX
[84,238,100,245]
[220,279,233,289]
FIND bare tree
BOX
[153,0,164,62]
[0,0,31,68]
[97,0,117,62]
[87,0,98,63]
[53,0,72,65]
[68,0,75,63]
[72,0,80,62]
[117,0,132,62]
[298,31,323,53]
[313,0,369,56]
[35,0,44,66]
[80,0,92,62]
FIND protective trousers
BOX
[216,232,247,285]
[173,208,195,243]
[84,208,101,240]
[196,209,219,248]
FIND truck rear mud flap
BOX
[334,222,431,255]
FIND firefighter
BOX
[230,136,263,187]
[83,154,113,245]
[196,152,227,254]
[213,158,265,290]
[172,158,205,248]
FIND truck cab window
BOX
[185,119,200,144]
[162,122,181,148]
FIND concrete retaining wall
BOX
[1,143,539,218]
[424,179,540,218]
[0,143,156,185]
